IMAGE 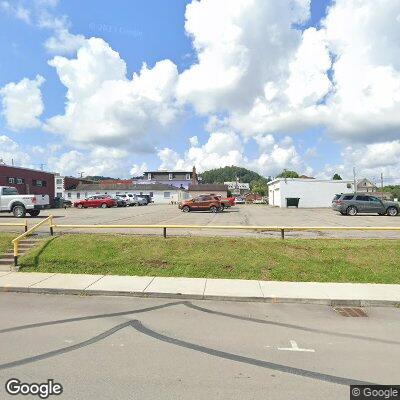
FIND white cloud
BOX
[0,135,31,165]
[45,38,179,150]
[44,28,86,54]
[177,0,400,146]
[157,130,309,177]
[47,147,128,177]
[0,1,31,23]
[130,162,148,177]
[158,131,245,172]
[0,75,45,131]
[249,135,306,177]
[177,0,311,115]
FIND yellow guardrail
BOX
[50,223,400,240]
[0,220,28,232]
[12,215,53,266]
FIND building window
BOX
[147,173,152,180]
[77,193,81,199]
[169,173,173,180]
[8,177,15,184]
[33,179,45,187]
[56,192,62,198]
[186,174,190,180]
[164,192,170,198]
[56,178,63,185]
[67,193,71,198]
[16,178,24,184]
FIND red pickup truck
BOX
[218,196,236,211]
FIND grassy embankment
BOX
[19,234,400,284]
[0,233,14,256]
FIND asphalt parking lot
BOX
[0,293,399,400]
[1,204,400,238]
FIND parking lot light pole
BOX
[281,228,285,239]
[163,227,167,238]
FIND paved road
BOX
[0,293,399,399]
[1,204,400,238]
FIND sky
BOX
[1,0,400,185]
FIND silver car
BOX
[332,193,399,216]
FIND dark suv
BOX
[332,193,399,216]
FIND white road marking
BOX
[278,340,315,352]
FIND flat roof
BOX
[267,178,353,185]
[0,163,56,176]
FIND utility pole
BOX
[381,172,384,199]
[39,163,46,171]
[353,167,357,193]
[79,171,85,178]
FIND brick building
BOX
[0,164,55,204]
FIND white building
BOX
[268,178,355,208]
[65,183,184,204]
[224,181,250,195]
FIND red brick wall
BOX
[0,166,55,204]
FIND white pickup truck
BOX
[0,186,50,218]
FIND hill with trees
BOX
[201,166,267,184]
[201,166,270,195]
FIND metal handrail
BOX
[0,220,28,232]
[12,215,53,266]
[50,223,400,239]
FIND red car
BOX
[74,195,117,209]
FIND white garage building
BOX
[268,178,355,208]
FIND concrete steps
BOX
[0,237,43,272]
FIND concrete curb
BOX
[0,286,399,307]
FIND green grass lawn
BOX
[0,233,14,256]
[19,234,400,284]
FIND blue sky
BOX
[1,0,399,183]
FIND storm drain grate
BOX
[333,307,368,317]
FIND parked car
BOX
[135,195,148,206]
[235,197,245,204]
[63,199,72,207]
[179,195,221,213]
[332,193,399,216]
[113,196,128,207]
[139,194,152,204]
[74,195,117,209]
[117,194,137,206]
[0,186,50,218]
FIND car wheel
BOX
[210,206,218,213]
[182,205,190,213]
[387,206,398,216]
[12,204,26,218]
[77,204,83,209]
[346,206,358,216]
[28,210,40,217]
[101,203,107,208]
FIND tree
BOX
[201,166,268,184]
[332,173,342,180]
[276,170,299,178]
[250,179,268,196]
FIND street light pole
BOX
[353,167,357,193]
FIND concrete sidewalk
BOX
[0,271,399,306]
